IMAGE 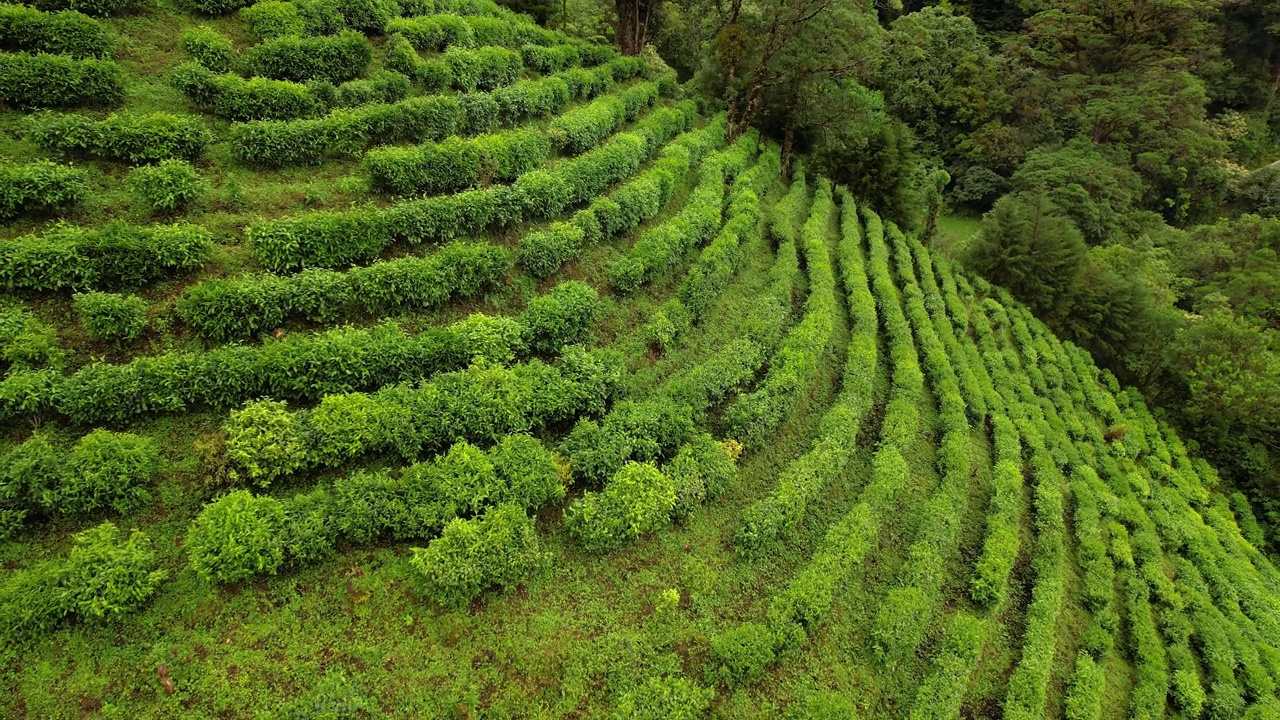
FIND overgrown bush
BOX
[564,462,676,551]
[60,429,162,515]
[179,25,233,71]
[707,622,776,686]
[0,5,112,58]
[0,52,124,107]
[187,490,288,582]
[0,522,165,641]
[410,503,544,607]
[0,160,86,219]
[519,280,598,353]
[0,305,62,371]
[29,111,212,163]
[128,159,204,214]
[73,291,147,342]
[224,399,307,486]
[614,676,714,720]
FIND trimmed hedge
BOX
[725,177,833,447]
[229,56,644,166]
[0,222,212,291]
[610,133,753,294]
[73,291,147,342]
[0,51,123,107]
[171,62,328,120]
[29,111,212,163]
[0,160,86,219]
[128,159,204,214]
[247,109,692,272]
[179,25,233,71]
[215,347,622,482]
[363,127,550,196]
[908,614,987,720]
[179,241,510,341]
[385,36,522,92]
[548,82,658,153]
[0,5,111,58]
[561,398,694,485]
[0,305,62,372]
[239,29,371,83]
[8,281,598,425]
[0,522,165,642]
[411,503,544,607]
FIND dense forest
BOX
[3,0,1280,715]
[515,0,1280,542]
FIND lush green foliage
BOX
[178,25,233,71]
[73,291,147,342]
[0,51,123,107]
[128,159,204,214]
[240,29,372,83]
[410,503,544,607]
[0,159,85,219]
[0,5,111,58]
[29,111,212,163]
[363,127,551,195]
[0,222,211,291]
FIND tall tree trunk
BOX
[616,0,641,55]
[780,99,798,179]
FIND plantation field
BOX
[3,1,1280,718]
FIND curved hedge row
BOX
[907,613,988,720]
[229,56,644,166]
[28,111,212,163]
[188,435,562,585]
[385,13,578,54]
[710,446,908,686]
[0,222,211,291]
[178,241,510,341]
[518,104,710,278]
[0,51,123,107]
[0,159,86,220]
[548,82,657,153]
[216,346,622,484]
[609,133,754,294]
[4,281,598,424]
[0,5,111,58]
[0,522,165,642]
[969,417,1023,605]
[725,177,834,448]
[248,107,692,272]
[730,190,880,554]
[0,430,162,538]
[240,29,371,83]
[363,127,550,196]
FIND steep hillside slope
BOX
[2,2,1279,718]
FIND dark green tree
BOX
[965,191,1087,314]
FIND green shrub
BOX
[362,127,550,196]
[0,222,212,291]
[333,70,410,106]
[0,160,86,220]
[29,111,211,163]
[240,0,304,39]
[908,613,987,720]
[613,676,714,719]
[562,399,694,485]
[179,25,233,71]
[970,459,1022,605]
[188,0,254,15]
[239,29,371,83]
[564,462,676,552]
[0,5,112,58]
[667,434,738,518]
[548,94,627,154]
[74,291,147,342]
[187,490,287,582]
[0,306,63,371]
[308,392,386,468]
[58,521,167,621]
[0,51,123,107]
[519,280,598,353]
[410,503,543,607]
[386,14,475,50]
[225,399,307,487]
[61,429,162,515]
[171,62,329,121]
[0,521,164,641]
[128,159,204,215]
[707,622,776,686]
[328,0,397,32]
[521,43,579,74]
[453,312,524,363]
